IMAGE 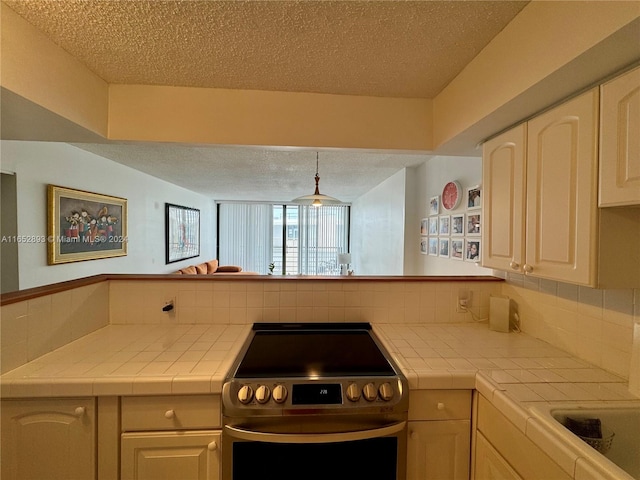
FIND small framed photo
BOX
[438,215,450,235]
[428,217,438,235]
[467,185,481,210]
[428,238,438,256]
[420,236,428,255]
[465,239,481,262]
[451,214,464,236]
[420,218,428,235]
[451,239,464,260]
[466,212,481,236]
[429,196,440,216]
[439,238,450,258]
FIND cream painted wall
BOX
[0,140,216,290]
[404,155,495,276]
[351,169,406,276]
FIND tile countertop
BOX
[2,322,639,479]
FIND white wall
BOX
[351,169,406,275]
[0,140,216,290]
[405,155,495,276]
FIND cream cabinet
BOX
[483,87,640,288]
[407,390,471,480]
[120,395,222,480]
[481,123,527,273]
[474,395,570,480]
[599,66,640,207]
[1,397,96,480]
[474,432,522,480]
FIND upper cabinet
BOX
[599,66,640,207]
[482,84,640,288]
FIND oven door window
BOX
[233,437,398,480]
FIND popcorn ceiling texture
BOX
[3,0,528,98]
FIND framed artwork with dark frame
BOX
[47,185,127,265]
[165,203,200,264]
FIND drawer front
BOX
[408,390,471,421]
[121,395,220,431]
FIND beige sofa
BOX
[173,259,257,275]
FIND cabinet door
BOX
[474,432,522,480]
[121,430,221,480]
[1,398,96,480]
[525,88,599,285]
[482,124,527,272]
[407,420,471,480]
[599,66,640,206]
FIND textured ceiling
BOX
[4,0,530,201]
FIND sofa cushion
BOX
[205,259,219,274]
[216,265,243,273]
[195,263,208,274]
[180,265,197,274]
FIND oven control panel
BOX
[223,377,407,415]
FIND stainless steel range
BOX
[222,322,408,480]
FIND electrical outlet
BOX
[457,290,471,313]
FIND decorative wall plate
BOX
[441,181,462,211]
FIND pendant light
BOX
[292,152,341,207]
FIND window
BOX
[218,203,350,275]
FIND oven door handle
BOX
[224,421,406,444]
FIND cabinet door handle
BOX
[523,264,533,274]
[74,406,86,417]
[410,431,419,441]
[509,261,520,270]
[437,402,445,410]
[164,409,175,419]
[208,441,218,451]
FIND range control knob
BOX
[363,383,378,402]
[346,383,361,402]
[255,385,271,404]
[378,382,394,401]
[237,385,254,404]
[272,384,288,404]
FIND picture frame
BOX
[429,195,440,216]
[451,239,464,260]
[467,185,482,210]
[465,239,481,262]
[428,238,438,256]
[428,217,438,235]
[165,203,200,264]
[439,238,450,258]
[420,236,428,255]
[420,218,428,235]
[438,215,450,236]
[466,212,481,236]
[47,185,127,265]
[451,214,465,236]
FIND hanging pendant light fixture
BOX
[292,152,341,207]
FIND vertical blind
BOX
[218,203,350,275]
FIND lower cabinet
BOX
[474,432,522,480]
[1,397,96,480]
[473,394,570,480]
[121,430,221,480]
[407,390,472,480]
[120,394,222,480]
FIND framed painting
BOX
[165,203,200,264]
[429,196,440,216]
[47,185,127,265]
[451,214,465,236]
[467,213,481,236]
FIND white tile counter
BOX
[0,323,251,398]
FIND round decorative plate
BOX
[441,181,462,211]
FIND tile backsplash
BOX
[503,273,639,381]
[2,276,637,387]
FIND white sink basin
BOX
[531,403,640,480]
